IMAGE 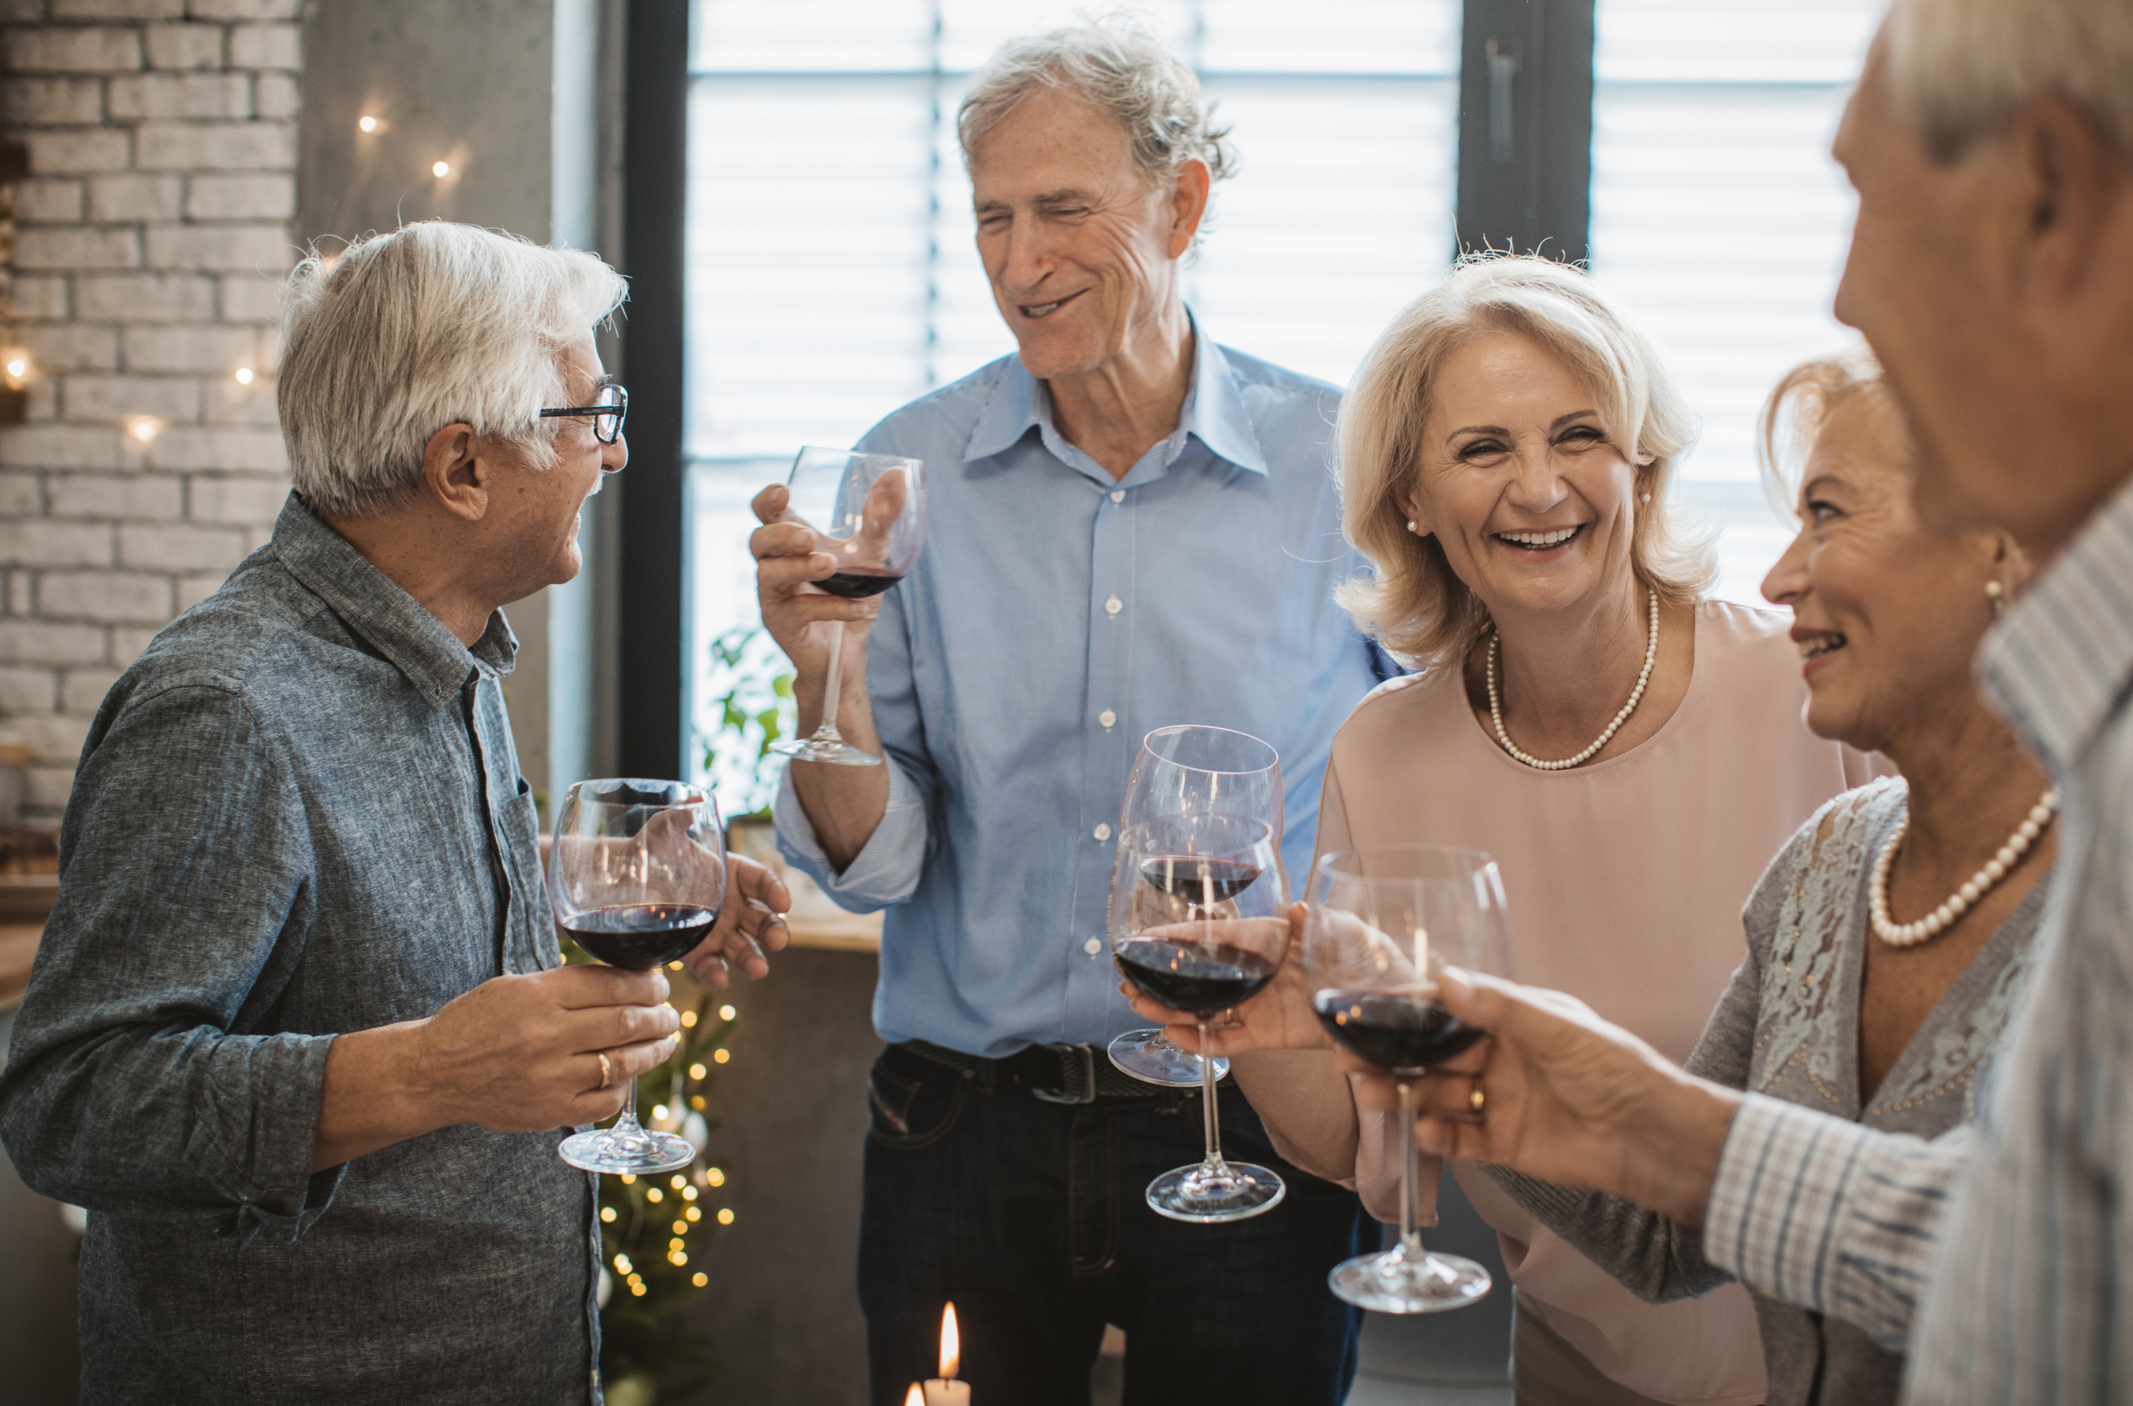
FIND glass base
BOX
[1107,1029,1229,1088]
[559,1125,697,1175]
[1145,1158,1286,1224]
[1328,1246,1492,1314]
[770,733,883,766]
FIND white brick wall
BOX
[2,0,298,816]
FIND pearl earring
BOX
[1641,493,1651,504]
[1986,578,2007,618]
[1406,520,1420,534]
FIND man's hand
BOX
[683,851,792,990]
[1120,905,1332,1055]
[751,483,880,690]
[314,966,680,1170]
[1345,969,1743,1228]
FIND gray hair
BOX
[1885,0,2133,162]
[957,16,1237,192]
[278,222,628,520]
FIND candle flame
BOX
[940,1302,960,1378]
[905,1387,923,1406]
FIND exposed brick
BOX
[217,271,282,321]
[53,0,186,17]
[5,76,104,125]
[59,666,122,713]
[27,765,79,812]
[0,476,38,515]
[8,275,70,319]
[143,220,292,272]
[21,381,60,422]
[187,0,300,18]
[0,0,52,21]
[23,128,130,173]
[15,325,119,374]
[252,71,296,119]
[135,120,293,171]
[173,572,222,611]
[47,469,183,518]
[118,520,244,571]
[86,172,183,221]
[0,519,112,566]
[12,225,140,271]
[3,713,93,763]
[226,21,295,68]
[188,472,283,522]
[108,72,250,120]
[110,625,160,663]
[149,424,284,470]
[63,374,202,423]
[13,176,84,222]
[184,173,291,220]
[5,570,31,614]
[38,569,172,623]
[6,26,142,73]
[121,323,257,373]
[0,667,59,714]
[75,271,216,322]
[144,22,222,69]
[0,424,126,469]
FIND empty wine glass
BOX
[768,446,928,766]
[1106,725,1285,1087]
[1113,812,1289,1222]
[550,779,727,1175]
[1305,844,1513,1312]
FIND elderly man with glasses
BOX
[0,222,789,1405]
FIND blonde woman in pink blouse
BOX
[1126,256,1874,1406]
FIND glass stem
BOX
[1397,1078,1423,1259]
[1199,1020,1224,1168]
[613,1074,645,1143]
[816,620,846,739]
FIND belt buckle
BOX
[1030,1044,1097,1105]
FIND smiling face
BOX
[1760,391,1999,753]
[967,85,1201,381]
[1404,331,1644,625]
[486,332,626,599]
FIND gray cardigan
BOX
[1493,778,2048,1406]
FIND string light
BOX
[681,1009,698,1027]
[706,1168,726,1188]
[713,1049,731,1065]
[5,358,25,379]
[357,115,378,133]
[688,1063,707,1080]
[692,1273,708,1288]
[646,1187,663,1204]
[432,160,451,178]
[719,1005,737,1021]
[234,367,254,385]
[681,1186,698,1202]
[717,1208,735,1226]
[685,1206,701,1222]
[126,416,162,444]
[651,1103,669,1121]
[600,1207,616,1223]
[689,1094,706,1110]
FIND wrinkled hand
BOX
[1120,904,1332,1055]
[414,965,681,1131]
[683,850,791,989]
[750,483,881,688]
[1349,969,1741,1226]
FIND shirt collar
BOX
[961,312,1270,481]
[271,493,518,712]
[1976,473,2133,775]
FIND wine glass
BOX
[1106,725,1285,1087]
[1113,812,1290,1222]
[1304,844,1513,1312]
[549,778,728,1174]
[768,446,927,766]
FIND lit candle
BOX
[905,1388,924,1406]
[922,1302,971,1406]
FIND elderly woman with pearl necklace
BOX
[1120,255,1885,1406]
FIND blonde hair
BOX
[1756,343,1912,521]
[1886,0,2133,163]
[278,222,628,520]
[1336,254,1711,669]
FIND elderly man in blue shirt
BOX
[750,21,1384,1406]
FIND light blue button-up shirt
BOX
[775,321,1387,1057]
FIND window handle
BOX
[1487,38,1518,164]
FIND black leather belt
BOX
[901,1039,1170,1102]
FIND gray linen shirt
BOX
[0,495,599,1405]
[1492,778,2047,1406]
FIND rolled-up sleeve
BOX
[0,683,340,1243]
[775,756,930,910]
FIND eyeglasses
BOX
[540,383,628,444]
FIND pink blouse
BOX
[1300,601,1878,1406]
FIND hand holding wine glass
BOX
[1119,902,1333,1058]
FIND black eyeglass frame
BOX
[540,384,629,444]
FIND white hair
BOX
[278,222,628,520]
[1885,0,2133,162]
[957,15,1237,192]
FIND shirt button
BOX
[1104,596,1123,615]
[1093,823,1112,841]
[1099,708,1117,728]
[1084,937,1103,955]
[1110,489,1125,503]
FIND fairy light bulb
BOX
[432,160,450,178]
[234,367,253,385]
[358,115,378,133]
[6,359,25,379]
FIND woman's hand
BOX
[682,851,792,990]
[1119,904,1333,1055]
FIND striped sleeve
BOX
[1702,1092,1966,1350]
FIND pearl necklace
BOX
[1486,588,1659,772]
[1869,789,2059,947]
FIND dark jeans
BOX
[858,1042,1368,1406]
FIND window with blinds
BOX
[1588,0,1880,604]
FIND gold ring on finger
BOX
[597,1051,612,1091]
[1469,1082,1486,1116]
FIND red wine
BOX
[1138,857,1262,905]
[1115,938,1278,1017]
[561,903,719,970]
[1312,990,1484,1070]
[817,569,905,599]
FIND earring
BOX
[1641,493,1651,504]
[1986,578,2007,618]
[1406,520,1420,534]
